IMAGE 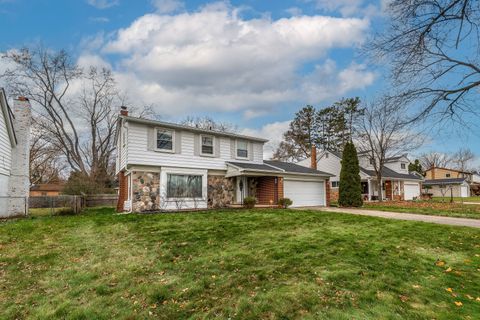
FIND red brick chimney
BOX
[311,146,317,170]
[120,106,128,116]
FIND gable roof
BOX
[120,115,268,143]
[360,166,422,180]
[423,178,466,186]
[227,160,333,177]
[0,88,17,146]
[265,160,333,176]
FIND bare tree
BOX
[2,47,121,191]
[419,151,452,169]
[452,147,476,171]
[181,116,237,132]
[356,97,424,201]
[29,122,66,186]
[370,0,480,120]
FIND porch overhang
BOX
[225,162,283,178]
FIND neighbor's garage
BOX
[404,182,421,200]
[284,179,325,207]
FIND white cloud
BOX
[96,3,373,116]
[241,121,291,159]
[285,7,303,16]
[87,0,118,9]
[151,0,184,14]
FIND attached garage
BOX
[404,182,420,200]
[284,179,325,207]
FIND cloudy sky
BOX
[0,0,479,161]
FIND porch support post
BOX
[367,178,372,201]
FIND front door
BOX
[236,176,248,204]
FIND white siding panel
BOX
[126,123,264,170]
[253,142,264,161]
[0,107,12,176]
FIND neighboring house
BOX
[30,183,64,196]
[0,89,32,218]
[424,166,473,182]
[298,150,422,201]
[424,166,476,197]
[422,178,470,198]
[115,107,333,212]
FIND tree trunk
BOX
[377,175,383,202]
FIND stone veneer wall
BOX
[207,175,235,208]
[132,171,160,212]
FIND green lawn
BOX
[1,208,480,319]
[432,197,480,203]
[363,201,480,219]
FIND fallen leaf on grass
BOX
[412,285,421,289]
[466,295,474,300]
[445,267,452,272]
[454,301,463,307]
[399,295,409,302]
[446,288,453,293]
[435,260,445,267]
[476,297,480,302]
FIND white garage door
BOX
[460,185,469,198]
[404,182,420,200]
[284,180,325,207]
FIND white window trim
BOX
[155,128,175,153]
[166,173,204,200]
[200,134,215,157]
[235,139,249,160]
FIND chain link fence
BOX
[1,194,118,218]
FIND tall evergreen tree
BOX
[408,159,423,175]
[338,142,363,207]
[272,105,319,161]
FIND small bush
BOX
[243,196,256,209]
[278,198,293,208]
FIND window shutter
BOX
[214,137,220,157]
[193,133,200,156]
[230,139,235,159]
[147,127,156,151]
[248,142,254,161]
[174,131,182,154]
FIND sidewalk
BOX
[297,206,480,228]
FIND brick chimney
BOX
[311,146,317,170]
[120,106,128,116]
[8,97,32,217]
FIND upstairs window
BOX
[401,163,406,169]
[201,135,214,155]
[156,129,174,151]
[236,140,248,158]
[446,173,451,178]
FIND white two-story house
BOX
[115,108,333,212]
[0,89,31,218]
[299,149,423,202]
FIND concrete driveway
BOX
[296,206,480,229]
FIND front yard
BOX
[363,201,480,219]
[1,208,480,319]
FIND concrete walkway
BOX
[296,206,480,229]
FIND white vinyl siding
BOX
[0,106,12,176]
[127,123,263,171]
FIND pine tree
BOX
[338,141,363,207]
[408,159,423,175]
